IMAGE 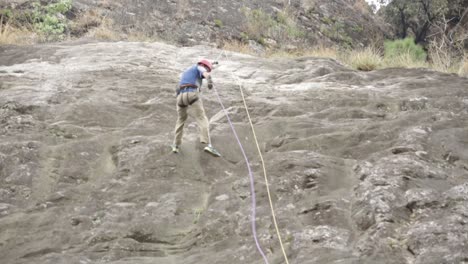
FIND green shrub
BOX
[384,37,427,62]
[32,0,72,41]
[46,0,72,14]
[321,17,334,25]
[351,25,364,33]
[240,32,249,42]
[0,9,13,19]
[214,19,223,28]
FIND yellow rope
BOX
[222,51,290,264]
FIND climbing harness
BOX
[214,50,291,264]
[177,88,199,107]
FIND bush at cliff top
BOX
[384,37,427,62]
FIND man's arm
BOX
[203,72,213,89]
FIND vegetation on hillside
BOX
[0,0,72,43]
[383,0,467,45]
[381,0,467,75]
[240,7,306,49]
[0,0,467,77]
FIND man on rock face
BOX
[171,59,221,157]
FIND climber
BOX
[171,59,221,157]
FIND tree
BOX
[383,0,412,38]
[384,0,449,44]
[383,0,467,67]
[428,0,468,60]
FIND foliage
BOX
[223,40,256,55]
[32,0,72,41]
[240,32,249,42]
[193,208,204,224]
[383,0,467,75]
[384,37,427,62]
[0,9,13,19]
[241,7,275,42]
[241,7,305,47]
[321,20,354,48]
[351,25,364,33]
[0,8,37,45]
[214,19,223,28]
[321,16,334,25]
[382,0,467,44]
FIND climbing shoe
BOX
[204,145,221,157]
[171,144,179,154]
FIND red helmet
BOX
[198,59,213,72]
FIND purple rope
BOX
[212,86,269,264]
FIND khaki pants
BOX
[173,92,210,146]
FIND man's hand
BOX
[207,76,214,89]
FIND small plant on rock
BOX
[214,19,223,28]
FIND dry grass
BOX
[427,42,462,74]
[222,40,256,55]
[127,31,157,42]
[431,59,463,75]
[0,23,19,44]
[197,39,468,78]
[342,47,382,71]
[85,18,120,41]
[72,10,122,41]
[265,45,338,59]
[70,10,102,35]
[267,49,301,58]
[88,26,119,41]
[458,56,468,77]
[176,0,189,21]
[383,52,429,69]
[97,0,114,9]
[301,45,338,59]
[353,0,372,15]
[73,11,157,42]
[0,22,37,45]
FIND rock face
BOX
[0,42,468,264]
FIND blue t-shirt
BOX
[179,65,207,88]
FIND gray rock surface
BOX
[0,41,467,263]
